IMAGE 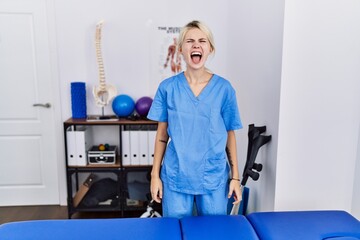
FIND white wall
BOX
[228,0,360,216]
[54,0,230,119]
[227,0,285,212]
[53,0,360,217]
[353,124,360,219]
[54,0,231,204]
[275,0,360,215]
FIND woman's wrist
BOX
[151,170,160,178]
[230,178,241,181]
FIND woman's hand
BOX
[228,179,242,204]
[150,176,163,203]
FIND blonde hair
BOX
[177,20,215,53]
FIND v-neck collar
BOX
[180,71,216,101]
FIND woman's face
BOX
[180,28,213,71]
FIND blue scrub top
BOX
[147,72,242,194]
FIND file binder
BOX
[130,130,140,165]
[121,128,131,166]
[66,126,92,166]
[66,126,77,166]
[148,130,156,165]
[139,131,149,165]
[75,126,92,166]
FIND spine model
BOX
[92,20,117,108]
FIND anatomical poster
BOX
[150,26,185,94]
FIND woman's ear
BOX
[208,45,213,53]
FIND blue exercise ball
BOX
[112,94,135,117]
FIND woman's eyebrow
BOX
[185,38,207,41]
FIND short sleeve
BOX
[147,84,168,122]
[222,87,242,131]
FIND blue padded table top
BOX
[180,215,260,240]
[247,210,360,240]
[0,217,182,240]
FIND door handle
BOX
[33,103,51,108]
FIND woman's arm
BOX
[150,122,169,203]
[226,130,242,204]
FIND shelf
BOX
[64,118,157,219]
[70,206,122,214]
[68,159,121,169]
[122,165,152,168]
[73,204,121,210]
[64,117,157,126]
[123,203,162,213]
[67,163,153,169]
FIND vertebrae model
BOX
[92,20,117,107]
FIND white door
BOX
[0,0,60,205]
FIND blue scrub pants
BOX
[162,182,229,218]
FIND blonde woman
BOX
[148,20,242,218]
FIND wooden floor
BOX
[0,205,144,225]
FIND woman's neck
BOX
[184,69,212,84]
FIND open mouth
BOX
[191,52,202,64]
